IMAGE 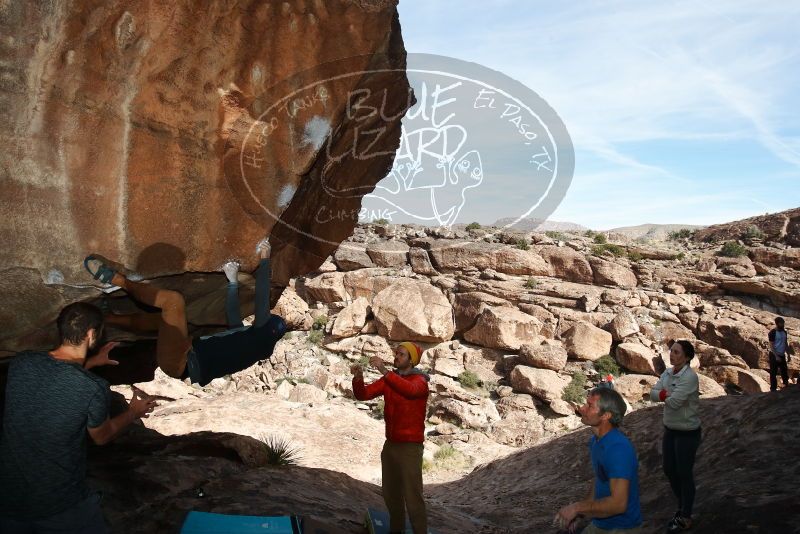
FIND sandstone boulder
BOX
[272,286,312,330]
[615,343,660,375]
[589,257,638,288]
[537,246,593,284]
[608,308,640,341]
[334,245,375,271]
[409,247,438,275]
[331,297,370,338]
[562,322,612,361]
[303,272,347,304]
[452,292,512,334]
[372,280,454,342]
[613,374,658,403]
[510,366,570,403]
[518,342,568,371]
[365,241,410,268]
[464,307,542,350]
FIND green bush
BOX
[591,244,625,257]
[718,241,747,258]
[466,222,482,231]
[358,355,370,368]
[457,370,480,389]
[584,230,597,238]
[668,229,693,240]
[373,218,389,226]
[514,238,530,251]
[742,225,764,240]
[675,252,685,261]
[545,230,566,241]
[627,251,643,262]
[307,329,324,345]
[594,355,622,377]
[260,435,301,466]
[373,399,385,419]
[422,458,434,473]
[312,315,328,330]
[524,277,539,289]
[434,444,458,461]
[562,371,587,404]
[593,233,607,244]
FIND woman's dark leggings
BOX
[663,426,702,518]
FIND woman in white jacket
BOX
[650,340,701,533]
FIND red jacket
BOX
[353,370,429,443]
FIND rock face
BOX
[615,343,660,375]
[464,307,542,350]
[562,321,612,361]
[0,0,411,351]
[371,280,455,342]
[509,366,570,402]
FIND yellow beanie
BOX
[399,341,423,366]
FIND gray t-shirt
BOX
[0,351,109,519]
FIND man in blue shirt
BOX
[555,387,642,533]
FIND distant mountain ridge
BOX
[606,223,705,241]
[489,217,589,232]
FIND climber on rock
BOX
[83,238,286,386]
[0,302,156,533]
[555,387,643,534]
[351,342,430,534]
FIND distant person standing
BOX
[650,340,701,532]
[768,317,792,391]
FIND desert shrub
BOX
[593,233,607,244]
[718,241,747,258]
[307,329,324,345]
[562,371,587,404]
[457,370,480,389]
[312,315,328,330]
[434,444,458,461]
[594,355,622,377]
[742,225,764,240]
[668,229,693,240]
[591,244,625,257]
[514,238,530,250]
[373,399,385,419]
[373,218,389,226]
[584,230,597,238]
[627,251,643,262]
[525,277,539,289]
[260,435,301,466]
[422,459,434,473]
[466,222,482,231]
[545,230,566,241]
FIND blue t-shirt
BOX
[589,428,642,530]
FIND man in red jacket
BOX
[351,341,430,534]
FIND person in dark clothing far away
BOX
[351,342,430,534]
[83,238,287,386]
[555,387,643,534]
[768,317,793,391]
[0,302,156,533]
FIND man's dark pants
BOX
[769,352,789,391]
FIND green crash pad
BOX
[180,511,301,534]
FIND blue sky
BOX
[392,0,800,229]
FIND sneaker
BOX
[666,515,692,532]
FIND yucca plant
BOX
[260,435,302,466]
